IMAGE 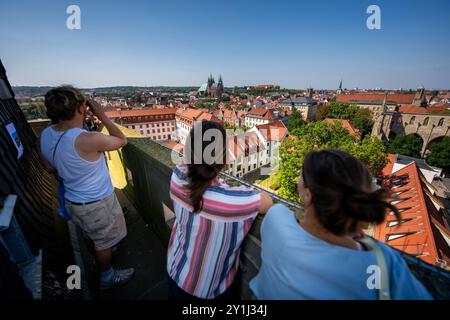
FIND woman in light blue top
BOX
[250,149,432,300]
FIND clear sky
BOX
[1,0,449,89]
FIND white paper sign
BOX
[6,123,24,159]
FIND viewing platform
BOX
[1,58,449,299]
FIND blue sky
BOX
[1,0,449,89]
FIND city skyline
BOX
[1,0,450,89]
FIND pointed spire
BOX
[339,80,342,89]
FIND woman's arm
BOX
[258,192,273,214]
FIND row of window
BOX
[407,116,446,127]
[130,122,174,129]
[141,128,172,134]
[139,132,171,140]
[126,114,173,122]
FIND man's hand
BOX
[87,99,106,120]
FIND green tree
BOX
[386,134,423,158]
[351,108,374,138]
[427,137,450,172]
[20,103,46,120]
[287,107,306,132]
[277,121,387,201]
[314,102,359,121]
[314,104,330,121]
[327,102,358,119]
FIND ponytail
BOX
[185,121,226,213]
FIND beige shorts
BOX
[65,193,127,251]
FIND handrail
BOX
[219,171,303,209]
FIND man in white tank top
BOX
[39,86,134,290]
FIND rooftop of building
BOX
[105,108,177,118]
[280,96,315,105]
[336,92,417,105]
[323,118,361,139]
[398,103,449,114]
[376,161,450,267]
[255,120,288,142]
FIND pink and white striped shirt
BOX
[167,164,261,299]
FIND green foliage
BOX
[315,104,330,121]
[287,107,306,132]
[20,103,46,120]
[386,134,423,158]
[234,105,248,111]
[314,102,359,120]
[350,108,374,138]
[327,102,359,119]
[277,121,387,201]
[315,103,374,138]
[195,100,217,110]
[257,172,281,191]
[340,135,388,175]
[427,137,450,172]
[224,122,237,130]
[130,94,144,103]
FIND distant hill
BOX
[12,86,205,97]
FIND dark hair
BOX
[185,121,227,213]
[45,85,86,121]
[302,149,399,235]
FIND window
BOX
[385,231,416,242]
[438,118,445,126]
[423,117,429,126]
[387,218,414,227]
[409,116,415,125]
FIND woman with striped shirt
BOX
[167,121,273,300]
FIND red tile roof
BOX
[176,108,204,120]
[374,162,450,267]
[398,103,449,114]
[323,118,361,139]
[398,105,429,114]
[105,108,177,118]
[256,120,288,142]
[262,110,276,120]
[336,93,415,104]
[247,107,269,116]
[383,154,397,176]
